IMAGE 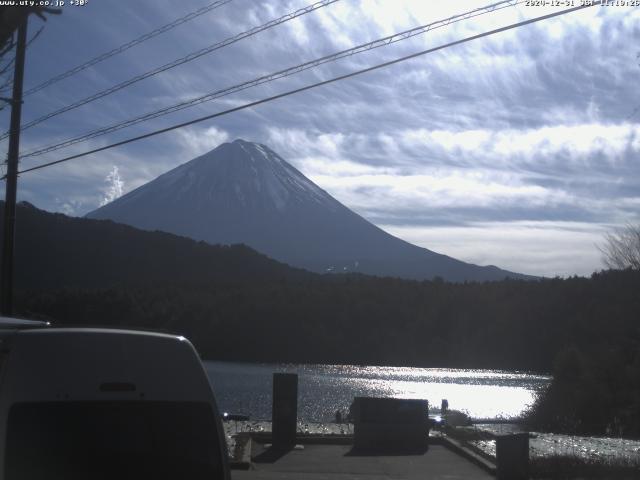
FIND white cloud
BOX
[58,199,85,216]
[287,16,311,47]
[99,166,124,207]
[175,126,229,158]
[262,123,639,225]
[307,168,565,214]
[382,221,609,277]
[400,123,639,166]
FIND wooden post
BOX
[496,432,529,480]
[272,373,297,447]
[1,18,28,316]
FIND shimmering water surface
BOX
[204,361,550,422]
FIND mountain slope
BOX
[87,139,531,281]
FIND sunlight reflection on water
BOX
[205,361,550,422]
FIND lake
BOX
[204,361,550,422]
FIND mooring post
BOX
[272,372,298,448]
[496,432,529,480]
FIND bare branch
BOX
[598,224,640,270]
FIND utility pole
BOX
[1,18,28,316]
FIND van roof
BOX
[0,316,50,328]
[1,327,212,404]
[15,327,184,340]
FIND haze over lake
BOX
[205,361,550,422]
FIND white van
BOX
[0,320,230,480]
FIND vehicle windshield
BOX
[5,401,225,480]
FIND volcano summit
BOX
[87,139,529,281]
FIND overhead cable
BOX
[1,0,339,141]
[20,0,522,159]
[13,3,597,177]
[21,0,233,97]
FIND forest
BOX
[4,201,640,436]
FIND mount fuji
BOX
[87,139,530,281]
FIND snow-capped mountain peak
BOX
[147,139,334,213]
[87,139,530,281]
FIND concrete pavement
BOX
[232,443,494,480]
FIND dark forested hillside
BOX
[2,201,310,290]
[4,201,639,374]
[13,270,640,374]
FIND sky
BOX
[0,0,638,278]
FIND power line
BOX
[20,0,523,160]
[1,0,339,141]
[13,3,596,177]
[21,0,233,98]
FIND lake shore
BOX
[224,420,640,478]
[223,419,640,463]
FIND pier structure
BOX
[227,372,529,479]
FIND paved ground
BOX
[232,443,494,479]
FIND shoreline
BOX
[223,420,640,463]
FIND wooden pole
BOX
[1,18,28,315]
